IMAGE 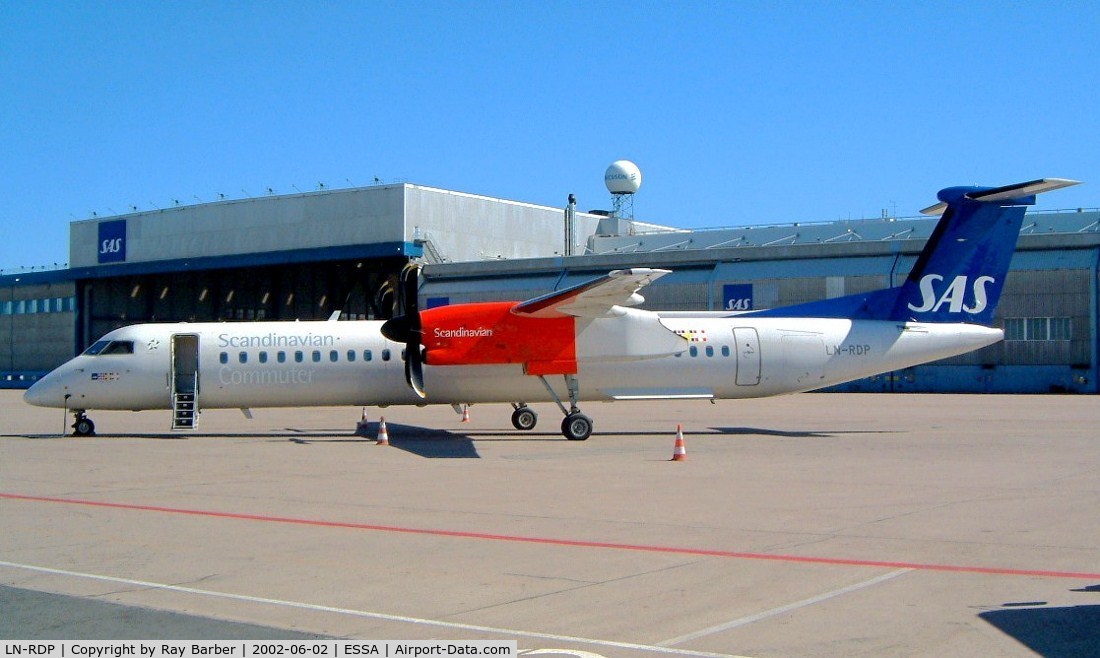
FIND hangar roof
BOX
[67,183,602,274]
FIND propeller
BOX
[380,262,425,398]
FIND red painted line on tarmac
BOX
[4,492,1098,581]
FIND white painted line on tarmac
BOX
[657,568,913,647]
[0,560,755,658]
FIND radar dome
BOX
[604,160,642,195]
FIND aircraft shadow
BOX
[707,426,898,438]
[287,423,483,458]
[979,595,1100,657]
[11,425,896,455]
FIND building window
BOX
[1050,317,1072,341]
[1004,317,1071,341]
[1026,317,1049,341]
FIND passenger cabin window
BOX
[347,350,356,362]
[721,345,730,357]
[277,351,286,363]
[382,349,391,362]
[689,346,698,358]
[219,352,228,364]
[364,350,373,362]
[312,350,321,363]
[330,350,339,362]
[705,346,714,357]
[259,351,268,364]
[238,352,248,364]
[294,351,304,363]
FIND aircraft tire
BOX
[73,417,95,436]
[561,413,592,441]
[511,406,538,431]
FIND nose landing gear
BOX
[510,403,538,431]
[71,411,96,436]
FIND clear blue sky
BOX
[2,1,1098,270]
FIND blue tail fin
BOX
[745,178,1080,324]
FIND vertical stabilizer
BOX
[745,178,1079,325]
[894,179,1079,324]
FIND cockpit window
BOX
[82,341,111,355]
[82,340,135,356]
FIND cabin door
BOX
[733,327,761,386]
[171,334,200,429]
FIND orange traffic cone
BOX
[355,408,370,437]
[461,404,471,423]
[376,416,390,446]
[670,425,687,461]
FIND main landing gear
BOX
[535,373,593,441]
[71,410,96,436]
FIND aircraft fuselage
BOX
[24,314,1001,412]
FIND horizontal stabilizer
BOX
[921,178,1080,215]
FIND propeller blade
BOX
[406,349,426,398]
[398,262,426,397]
[400,262,420,316]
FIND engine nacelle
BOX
[421,302,578,374]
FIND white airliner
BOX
[24,179,1079,440]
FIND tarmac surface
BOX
[2,390,1099,657]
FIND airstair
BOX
[172,386,198,430]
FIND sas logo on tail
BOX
[908,274,995,314]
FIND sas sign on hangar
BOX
[723,284,753,311]
[98,219,127,263]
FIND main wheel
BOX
[73,417,95,436]
[561,413,593,441]
[511,406,538,431]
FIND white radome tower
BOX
[604,160,642,218]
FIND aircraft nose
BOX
[23,373,66,408]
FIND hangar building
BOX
[3,182,1099,394]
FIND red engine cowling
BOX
[420,302,577,375]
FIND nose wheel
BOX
[72,411,95,436]
[510,403,538,431]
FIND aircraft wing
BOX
[512,268,671,318]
